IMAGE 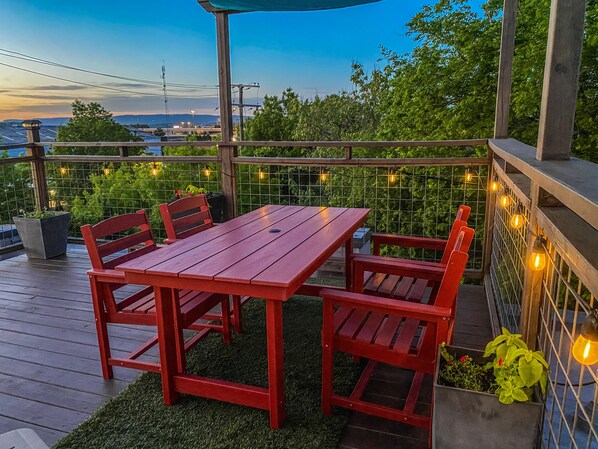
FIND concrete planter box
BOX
[433,345,543,449]
[13,212,71,259]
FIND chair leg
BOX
[90,280,113,379]
[232,295,243,333]
[221,297,232,344]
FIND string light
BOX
[258,167,266,181]
[510,204,524,229]
[150,163,159,176]
[103,165,111,176]
[464,168,473,183]
[59,167,68,175]
[499,194,510,208]
[320,170,329,182]
[389,170,398,184]
[490,178,500,192]
[572,310,598,366]
[529,236,547,271]
[203,165,211,178]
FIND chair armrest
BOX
[321,288,452,321]
[351,254,445,281]
[87,268,126,284]
[372,233,447,254]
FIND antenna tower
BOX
[161,62,170,128]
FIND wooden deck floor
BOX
[0,246,493,448]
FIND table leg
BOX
[154,286,180,405]
[265,299,285,428]
[345,237,353,290]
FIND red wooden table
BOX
[116,205,370,428]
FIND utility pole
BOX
[231,83,260,140]
[161,62,170,130]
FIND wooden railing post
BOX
[22,120,48,211]
[215,11,237,220]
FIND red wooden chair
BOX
[321,226,474,436]
[354,205,472,298]
[159,194,250,333]
[81,210,231,379]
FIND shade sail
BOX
[207,0,380,12]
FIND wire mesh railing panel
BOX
[489,183,530,333]
[538,243,597,449]
[45,160,222,241]
[235,163,487,269]
[0,160,35,248]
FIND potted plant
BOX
[174,185,225,223]
[13,209,71,259]
[433,328,548,449]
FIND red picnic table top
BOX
[118,205,370,300]
[115,204,370,429]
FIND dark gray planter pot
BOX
[13,212,71,259]
[207,193,225,223]
[433,345,543,449]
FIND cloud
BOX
[6,93,81,100]
[27,84,88,91]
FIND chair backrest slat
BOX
[160,194,214,242]
[434,227,473,309]
[81,210,156,270]
[440,219,468,264]
[455,205,471,223]
[104,244,156,269]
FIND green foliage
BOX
[16,208,64,219]
[54,100,143,155]
[439,328,549,405]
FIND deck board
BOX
[0,246,492,448]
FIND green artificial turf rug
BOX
[54,296,361,449]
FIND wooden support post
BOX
[215,12,237,220]
[493,0,518,139]
[519,183,544,348]
[536,0,587,160]
[482,150,496,274]
[22,120,48,211]
[119,146,129,158]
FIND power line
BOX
[0,61,218,99]
[0,48,219,89]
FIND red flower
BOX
[459,355,467,362]
[498,358,504,366]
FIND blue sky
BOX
[0,0,483,119]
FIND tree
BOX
[54,100,142,155]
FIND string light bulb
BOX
[464,169,474,183]
[510,204,524,229]
[59,167,68,176]
[499,194,510,208]
[572,310,598,366]
[490,179,500,192]
[258,167,266,180]
[103,166,111,176]
[529,236,547,271]
[203,165,211,178]
[151,163,159,177]
[389,170,398,184]
[320,170,329,182]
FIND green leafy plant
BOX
[439,328,549,405]
[174,185,208,199]
[16,208,64,219]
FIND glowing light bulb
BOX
[204,166,211,177]
[572,311,598,366]
[500,194,510,208]
[320,172,328,182]
[59,167,68,175]
[389,172,397,183]
[529,237,546,271]
[490,180,500,192]
[258,169,266,180]
[510,205,524,229]
[464,169,473,183]
[151,164,159,176]
[103,167,111,176]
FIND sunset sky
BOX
[0,0,482,120]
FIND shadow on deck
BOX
[0,246,493,448]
